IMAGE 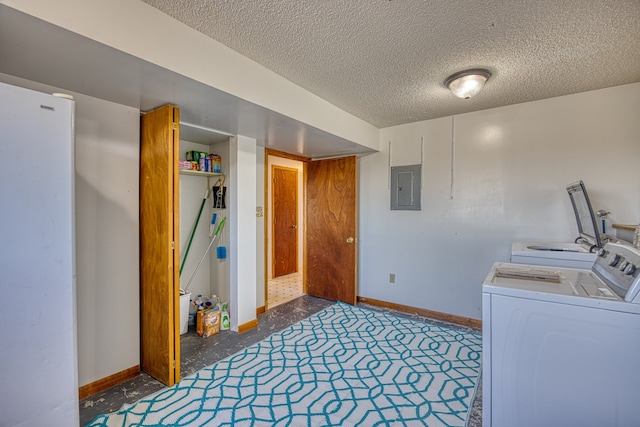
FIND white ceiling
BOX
[2,2,639,158]
[0,3,374,158]
[140,0,640,128]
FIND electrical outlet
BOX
[389,273,396,284]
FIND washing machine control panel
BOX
[593,242,640,303]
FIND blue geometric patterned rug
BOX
[88,303,481,426]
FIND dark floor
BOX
[80,296,482,426]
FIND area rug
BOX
[87,302,482,426]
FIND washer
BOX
[510,180,604,269]
[482,242,640,427]
[510,241,597,269]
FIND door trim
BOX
[264,149,310,310]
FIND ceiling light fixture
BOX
[445,69,491,99]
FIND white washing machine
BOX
[510,180,604,269]
[483,242,640,427]
[510,241,597,269]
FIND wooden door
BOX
[272,166,298,277]
[305,156,357,305]
[140,104,181,386]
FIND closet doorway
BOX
[266,150,306,309]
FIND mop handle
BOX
[183,217,226,292]
[179,188,212,275]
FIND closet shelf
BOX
[179,169,223,177]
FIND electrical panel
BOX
[390,165,421,210]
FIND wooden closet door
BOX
[140,104,181,386]
[272,166,298,278]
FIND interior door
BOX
[306,156,358,305]
[272,166,298,277]
[140,104,181,386]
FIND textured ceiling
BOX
[142,0,640,128]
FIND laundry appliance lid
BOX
[511,242,597,261]
[566,180,602,249]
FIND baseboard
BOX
[238,318,259,334]
[79,365,140,400]
[256,305,266,315]
[357,296,481,329]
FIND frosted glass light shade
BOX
[445,69,491,99]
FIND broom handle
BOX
[183,217,226,292]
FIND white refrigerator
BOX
[0,82,79,425]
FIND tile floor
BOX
[267,271,303,308]
[79,296,482,426]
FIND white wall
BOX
[0,74,141,389]
[4,2,637,393]
[229,136,257,330]
[360,83,640,320]
[75,93,140,387]
[210,140,231,306]
[179,141,214,300]
[256,147,266,309]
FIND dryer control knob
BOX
[620,261,629,271]
[597,248,607,257]
[608,254,621,267]
[624,263,636,275]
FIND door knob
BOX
[346,237,354,244]
[292,225,297,229]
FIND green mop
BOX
[182,217,227,293]
[180,187,212,276]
